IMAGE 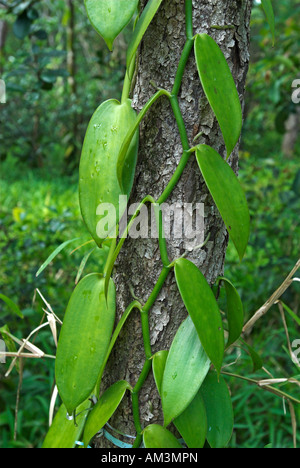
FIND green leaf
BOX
[196,145,250,261]
[0,294,23,319]
[161,316,211,427]
[84,0,138,51]
[42,400,91,448]
[219,277,244,347]
[152,350,169,396]
[126,0,163,71]
[261,0,275,46]
[83,381,131,447]
[174,391,207,448]
[79,99,139,247]
[280,301,300,327]
[36,237,80,277]
[200,372,234,448]
[175,258,224,374]
[13,12,32,40]
[241,339,263,372]
[152,348,208,448]
[143,424,182,449]
[55,274,116,415]
[75,248,95,285]
[194,34,242,156]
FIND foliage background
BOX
[0,0,299,448]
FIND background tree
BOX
[0,0,128,169]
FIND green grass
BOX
[223,149,300,449]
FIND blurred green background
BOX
[0,0,299,448]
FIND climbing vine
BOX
[2,0,298,450]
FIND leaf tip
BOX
[105,38,114,52]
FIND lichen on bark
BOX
[95,0,253,448]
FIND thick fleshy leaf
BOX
[83,381,131,447]
[79,99,139,247]
[0,294,23,319]
[200,372,234,448]
[84,0,138,51]
[219,277,244,347]
[175,258,224,374]
[36,237,80,277]
[194,34,242,156]
[161,316,210,427]
[174,391,207,449]
[42,400,91,449]
[143,425,182,449]
[152,350,169,396]
[153,348,207,448]
[196,145,250,261]
[55,274,116,415]
[152,347,207,448]
[126,0,163,71]
[261,0,275,46]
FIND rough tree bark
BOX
[96,0,252,448]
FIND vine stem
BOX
[185,0,194,40]
[103,237,116,278]
[121,49,139,104]
[131,267,171,447]
[121,70,132,104]
[156,95,192,205]
[118,89,171,190]
[104,195,155,297]
[157,0,194,202]
[152,204,170,267]
[95,300,143,396]
[94,0,195,446]
[129,3,194,447]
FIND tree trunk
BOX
[96,0,252,448]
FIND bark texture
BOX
[96,0,252,448]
